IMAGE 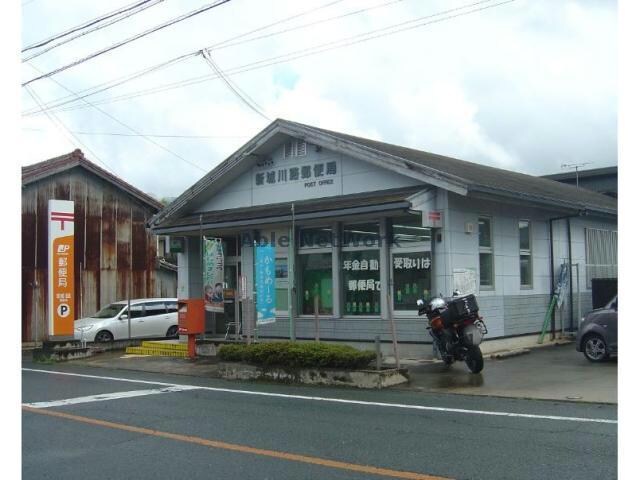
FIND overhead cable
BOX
[201,50,271,121]
[23,0,160,52]
[23,0,166,62]
[22,0,232,87]
[26,62,209,173]
[22,53,197,117]
[37,0,512,115]
[21,0,353,116]
[23,85,115,172]
[22,128,250,139]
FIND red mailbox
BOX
[178,299,205,335]
[178,299,204,359]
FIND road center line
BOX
[23,385,202,409]
[23,368,617,424]
[22,406,452,480]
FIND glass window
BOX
[144,302,168,316]
[90,303,125,319]
[391,216,430,246]
[479,253,494,287]
[166,302,178,313]
[275,258,288,279]
[478,217,493,288]
[128,305,145,319]
[393,252,431,310]
[519,221,530,251]
[342,223,380,248]
[299,253,333,315]
[221,236,238,257]
[519,220,532,287]
[479,217,492,248]
[342,250,380,315]
[276,288,289,312]
[299,227,333,249]
[520,255,532,287]
[275,258,289,313]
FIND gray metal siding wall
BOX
[256,315,428,343]
[256,293,547,341]
[503,294,550,336]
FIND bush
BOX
[218,342,376,370]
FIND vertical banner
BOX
[255,244,276,325]
[203,238,224,313]
[48,200,75,338]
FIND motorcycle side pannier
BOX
[446,294,479,322]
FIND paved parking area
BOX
[397,343,617,403]
[24,342,617,404]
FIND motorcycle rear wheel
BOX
[464,345,484,373]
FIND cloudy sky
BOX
[19,0,617,200]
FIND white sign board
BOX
[422,210,443,228]
[453,268,477,296]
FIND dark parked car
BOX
[576,295,617,362]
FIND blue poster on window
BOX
[255,245,276,325]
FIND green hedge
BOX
[218,342,376,370]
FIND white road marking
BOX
[23,368,617,424]
[23,385,202,409]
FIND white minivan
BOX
[74,298,179,343]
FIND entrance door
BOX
[216,263,238,334]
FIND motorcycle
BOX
[417,291,488,373]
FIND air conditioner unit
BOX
[465,222,475,234]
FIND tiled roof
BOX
[151,119,617,229]
[291,121,617,215]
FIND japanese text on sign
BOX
[347,279,381,292]
[342,259,379,271]
[393,256,431,270]
[255,245,276,325]
[255,161,337,188]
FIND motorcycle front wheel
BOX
[464,345,484,373]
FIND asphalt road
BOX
[22,363,617,480]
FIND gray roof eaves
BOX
[468,184,617,217]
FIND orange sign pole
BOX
[48,200,75,339]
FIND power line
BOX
[21,0,357,116]
[22,0,232,87]
[26,62,209,173]
[205,0,402,52]
[201,50,271,121]
[23,0,166,62]
[22,127,251,139]
[205,0,347,51]
[22,53,197,117]
[23,0,159,52]
[23,85,115,172]
[37,0,512,115]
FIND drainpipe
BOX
[548,210,586,337]
[549,220,555,339]
[567,217,574,331]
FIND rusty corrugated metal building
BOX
[22,149,177,342]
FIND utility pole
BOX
[560,163,592,189]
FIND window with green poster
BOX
[390,216,431,311]
[275,258,289,314]
[342,250,381,316]
[298,253,333,315]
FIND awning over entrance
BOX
[152,186,426,234]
